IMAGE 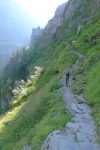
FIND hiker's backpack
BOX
[66,71,70,77]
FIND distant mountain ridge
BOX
[30,0,100,49]
[0,0,35,73]
[0,0,34,45]
[0,42,18,72]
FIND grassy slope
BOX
[0,16,100,150]
[72,18,100,143]
[0,43,77,150]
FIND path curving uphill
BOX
[41,56,100,150]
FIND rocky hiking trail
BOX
[41,54,100,150]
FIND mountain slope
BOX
[0,0,100,149]
[42,54,100,150]
[0,41,76,150]
[30,0,100,49]
[0,0,35,73]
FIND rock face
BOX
[41,55,100,150]
[30,27,42,49]
[30,2,67,49]
[30,0,100,49]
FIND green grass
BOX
[0,12,100,150]
[0,42,77,150]
[0,77,71,150]
[72,18,100,143]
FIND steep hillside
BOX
[72,17,100,143]
[0,0,100,149]
[30,27,42,49]
[0,41,77,150]
[30,0,100,49]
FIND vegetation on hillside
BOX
[0,5,100,150]
[72,18,100,143]
[0,48,30,112]
[0,40,78,149]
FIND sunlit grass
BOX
[0,17,99,149]
[0,42,77,150]
[0,102,26,134]
[0,79,71,150]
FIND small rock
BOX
[21,145,33,150]
[71,103,82,114]
[77,132,90,142]
[66,122,80,133]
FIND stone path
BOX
[41,57,100,150]
[21,145,32,150]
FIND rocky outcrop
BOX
[30,0,100,49]
[30,2,67,49]
[30,27,42,49]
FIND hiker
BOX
[66,69,71,86]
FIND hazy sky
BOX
[15,0,68,27]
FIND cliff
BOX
[30,0,100,49]
[30,27,42,49]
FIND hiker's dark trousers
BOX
[66,76,69,86]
